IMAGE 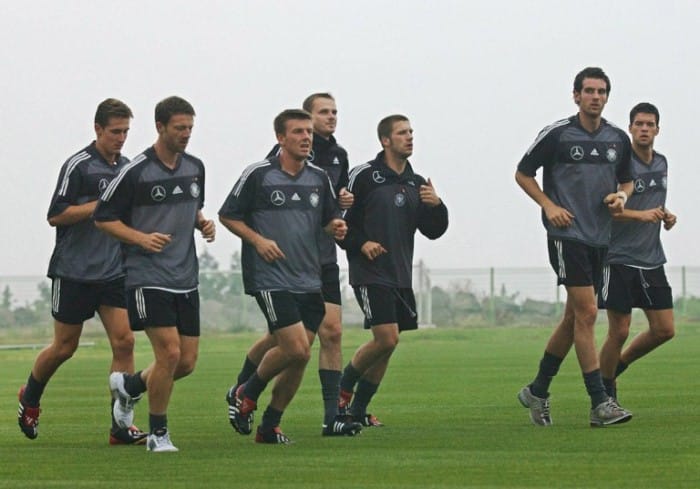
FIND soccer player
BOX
[94,96,216,452]
[598,102,677,400]
[515,67,634,427]
[219,109,349,443]
[337,114,448,427]
[17,98,147,445]
[225,93,359,436]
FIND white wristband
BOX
[616,191,628,205]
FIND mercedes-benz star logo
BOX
[570,145,584,161]
[151,185,166,202]
[634,179,646,193]
[270,190,286,206]
[98,178,109,192]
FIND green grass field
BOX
[1,325,699,488]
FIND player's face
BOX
[383,120,414,159]
[574,77,608,119]
[158,114,194,154]
[310,97,337,138]
[278,118,313,161]
[95,117,130,160]
[629,112,659,148]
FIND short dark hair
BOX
[629,102,660,125]
[274,109,312,136]
[302,93,334,113]
[94,98,133,127]
[155,96,195,125]
[573,67,611,94]
[377,114,409,141]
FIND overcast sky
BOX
[1,0,698,276]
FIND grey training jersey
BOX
[219,156,340,295]
[607,151,668,267]
[518,115,633,247]
[47,142,127,282]
[94,146,205,290]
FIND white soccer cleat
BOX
[109,372,140,429]
[147,430,179,452]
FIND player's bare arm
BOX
[95,219,171,252]
[196,211,216,242]
[219,216,285,262]
[515,170,574,227]
[419,178,442,207]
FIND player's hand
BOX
[253,236,286,263]
[139,232,172,253]
[361,241,387,260]
[638,207,666,223]
[420,178,442,207]
[338,188,354,209]
[663,209,677,230]
[543,203,574,228]
[198,219,216,242]
[604,192,626,215]
[327,218,347,240]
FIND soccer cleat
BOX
[17,385,40,440]
[146,430,179,452]
[109,372,142,429]
[590,398,633,427]
[518,385,552,426]
[109,425,148,445]
[358,413,384,427]
[255,425,291,444]
[338,389,353,416]
[322,416,363,436]
[226,384,255,435]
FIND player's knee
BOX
[288,343,311,365]
[318,321,342,348]
[653,324,675,343]
[110,332,135,358]
[576,304,598,326]
[52,338,80,362]
[176,355,197,379]
[375,333,399,353]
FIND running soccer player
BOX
[598,102,677,400]
[220,109,350,443]
[94,96,216,452]
[225,93,359,436]
[17,98,147,445]
[515,67,634,427]
[337,114,448,427]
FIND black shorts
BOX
[599,264,673,313]
[126,288,200,337]
[51,277,126,324]
[548,239,607,290]
[321,263,342,306]
[353,284,418,332]
[254,290,325,333]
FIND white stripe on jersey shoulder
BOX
[307,162,338,199]
[526,118,571,155]
[58,151,91,196]
[101,153,148,202]
[347,163,372,191]
[233,159,271,197]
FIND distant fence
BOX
[2,264,700,332]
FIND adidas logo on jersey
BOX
[332,156,340,165]
[590,148,599,156]
[649,179,657,187]
[291,193,301,201]
[173,185,183,195]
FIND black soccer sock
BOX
[236,356,258,388]
[350,379,379,419]
[339,362,362,394]
[243,372,269,403]
[530,351,563,398]
[149,413,168,434]
[23,373,46,407]
[602,377,617,399]
[615,360,629,378]
[124,370,147,397]
[260,406,283,431]
[583,369,608,408]
[319,369,341,425]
